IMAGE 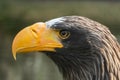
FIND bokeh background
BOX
[0,0,120,80]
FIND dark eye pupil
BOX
[61,31,67,36]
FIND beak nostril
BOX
[32,29,37,33]
[31,29,38,38]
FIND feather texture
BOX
[46,16,120,80]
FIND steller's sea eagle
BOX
[12,16,120,80]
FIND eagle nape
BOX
[12,16,120,80]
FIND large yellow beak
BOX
[12,22,63,60]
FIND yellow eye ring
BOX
[59,30,70,39]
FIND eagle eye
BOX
[59,30,70,39]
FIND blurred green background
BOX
[0,0,120,80]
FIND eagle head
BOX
[12,16,120,80]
